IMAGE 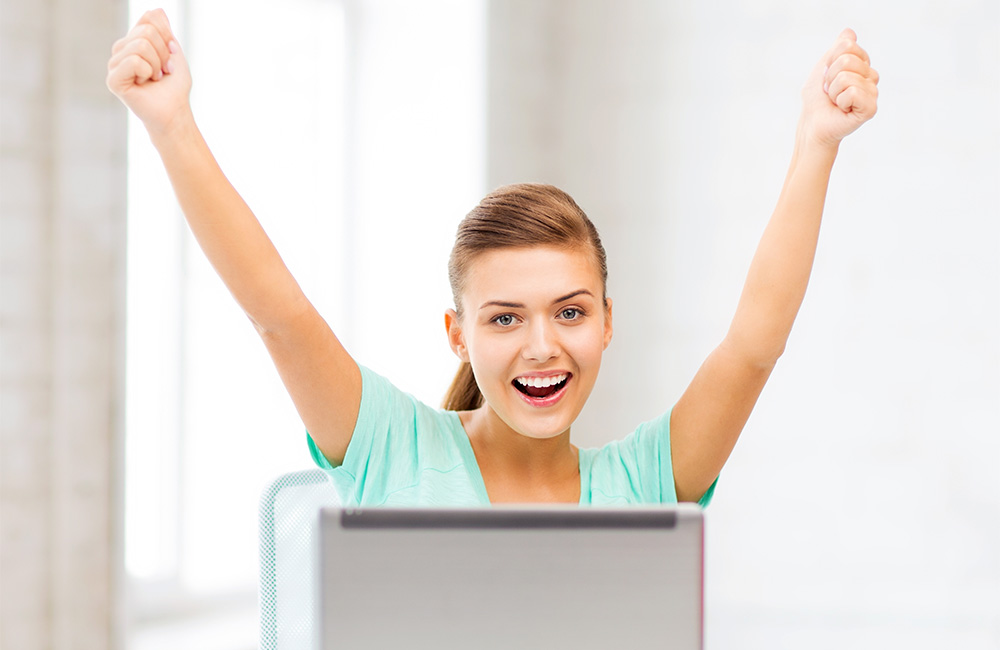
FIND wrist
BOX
[794,117,840,166]
[147,106,199,150]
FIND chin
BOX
[502,380,584,439]
[513,420,573,440]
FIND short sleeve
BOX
[306,365,421,505]
[589,410,675,504]
[588,408,719,506]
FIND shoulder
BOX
[355,365,447,424]
[349,367,469,460]
[336,366,486,505]
[584,410,676,504]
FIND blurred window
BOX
[125,0,484,646]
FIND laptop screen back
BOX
[317,505,703,650]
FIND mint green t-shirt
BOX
[307,365,717,507]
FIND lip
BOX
[511,372,572,408]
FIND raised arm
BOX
[106,9,360,464]
[670,29,879,502]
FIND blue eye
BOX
[560,308,582,320]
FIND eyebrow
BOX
[479,289,594,311]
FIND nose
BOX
[521,319,560,363]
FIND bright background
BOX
[4,0,993,648]
[124,0,485,646]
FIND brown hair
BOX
[441,183,608,411]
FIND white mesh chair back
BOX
[259,468,340,650]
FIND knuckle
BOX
[149,8,169,30]
[836,52,857,70]
[133,53,153,75]
[127,38,157,64]
[843,44,864,63]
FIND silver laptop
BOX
[316,505,704,649]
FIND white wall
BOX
[487,1,999,647]
[339,0,486,403]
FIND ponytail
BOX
[442,362,483,411]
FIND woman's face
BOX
[446,245,613,439]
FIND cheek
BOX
[467,322,606,377]
[565,325,607,367]
[467,333,515,377]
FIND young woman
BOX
[107,10,878,507]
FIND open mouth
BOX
[512,373,571,401]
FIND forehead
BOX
[464,246,603,305]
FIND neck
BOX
[461,405,579,482]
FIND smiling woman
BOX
[113,0,878,515]
[101,0,1000,646]
[445,242,614,504]
[448,244,611,434]
[110,0,996,646]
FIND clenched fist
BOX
[801,28,880,147]
[106,9,193,137]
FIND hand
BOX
[106,9,193,136]
[800,28,879,148]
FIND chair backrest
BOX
[259,468,341,650]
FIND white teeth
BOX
[515,374,567,388]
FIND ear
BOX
[444,309,470,362]
[603,297,614,350]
